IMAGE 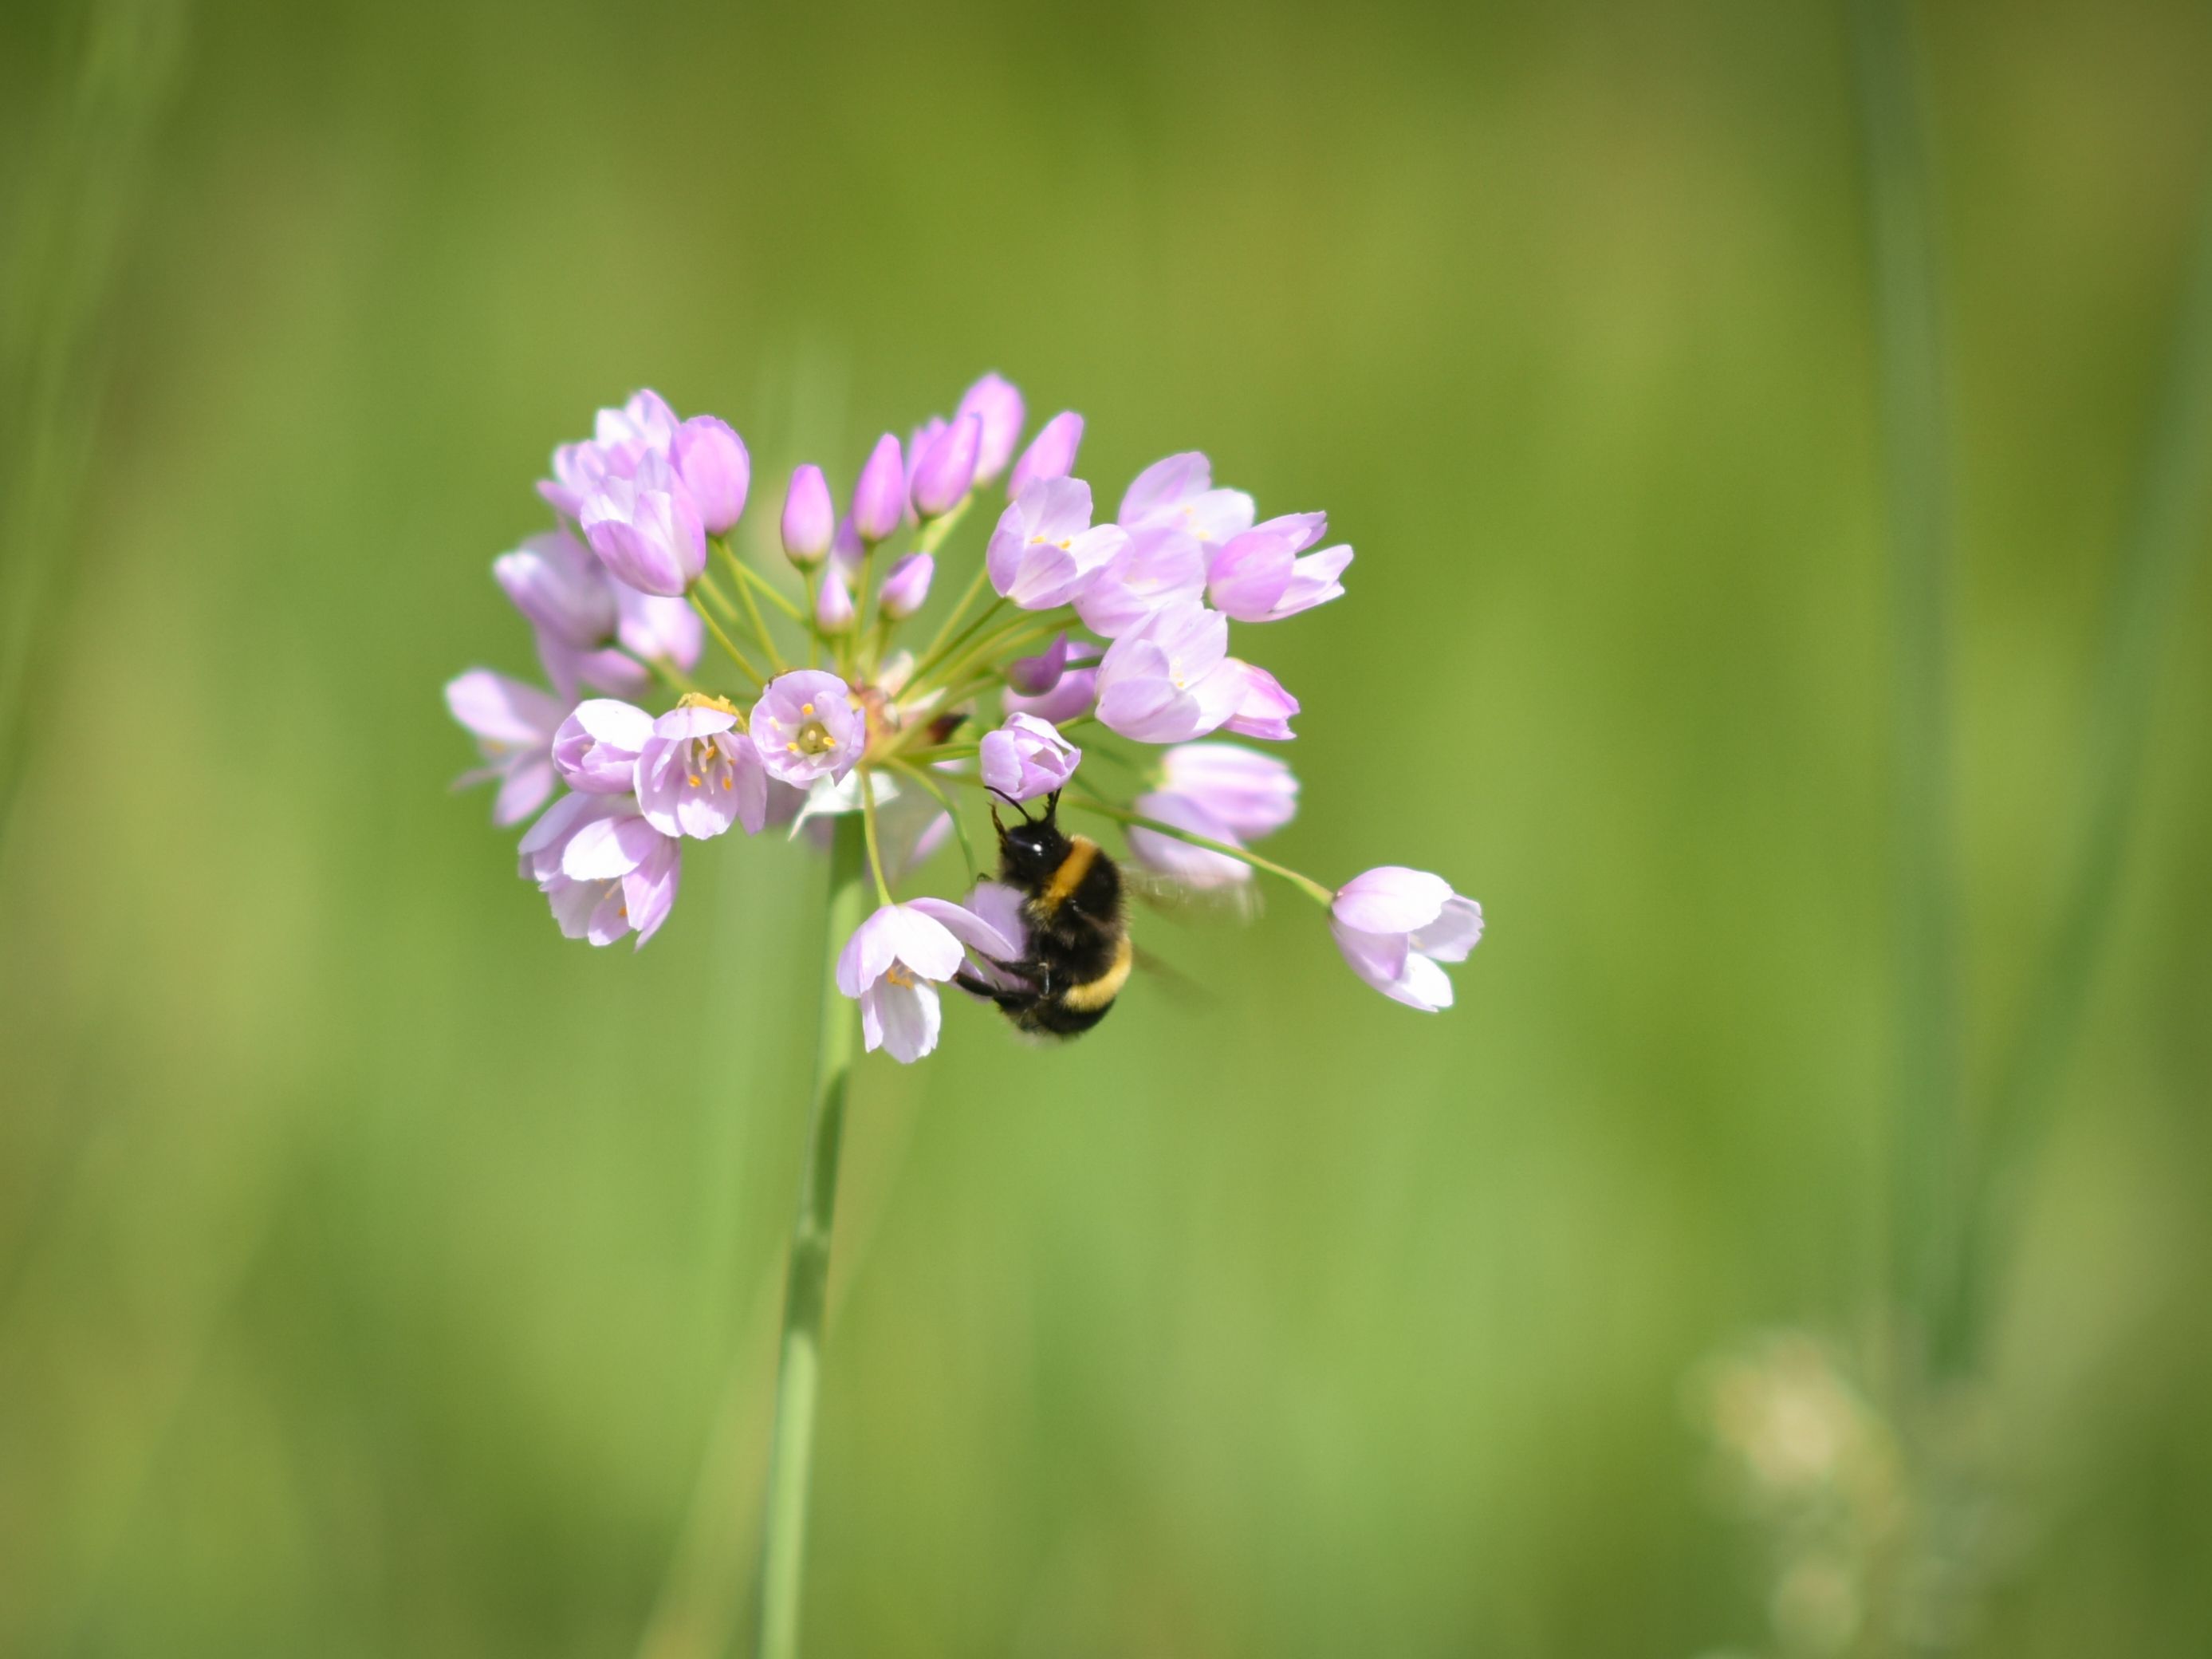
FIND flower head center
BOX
[793,718,838,755]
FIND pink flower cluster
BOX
[447,372,1482,1038]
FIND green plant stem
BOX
[913,492,973,555]
[1956,179,2212,1366]
[710,540,789,672]
[1067,792,1336,905]
[846,548,879,676]
[754,814,868,1659]
[858,773,895,905]
[919,612,1068,707]
[914,545,997,668]
[1851,0,1963,1384]
[722,542,809,626]
[909,595,1009,689]
[886,759,979,883]
[690,593,767,690]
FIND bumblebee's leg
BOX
[954,970,1041,1015]
[984,956,1054,995]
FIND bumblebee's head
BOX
[990,790,1071,883]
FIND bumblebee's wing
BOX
[1128,944,1220,1013]
[1122,866,1263,925]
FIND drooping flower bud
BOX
[852,433,907,544]
[956,372,1025,484]
[552,699,655,795]
[979,712,1080,802]
[671,416,750,534]
[1004,631,1072,696]
[909,414,982,518]
[879,552,935,620]
[1330,869,1483,1012]
[1007,412,1083,498]
[781,464,835,565]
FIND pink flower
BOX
[1072,525,1208,638]
[496,529,616,648]
[750,669,866,786]
[1125,745,1296,889]
[494,529,644,699]
[1206,513,1352,623]
[815,565,856,631]
[1222,660,1299,741]
[1330,868,1483,1011]
[836,897,1021,1062]
[671,415,750,535]
[910,413,981,518]
[1008,411,1082,498]
[781,464,835,565]
[612,583,703,675]
[1092,601,1244,743]
[593,388,680,451]
[1155,743,1298,837]
[447,669,569,825]
[578,446,707,597]
[1128,791,1250,889]
[879,552,934,620]
[539,390,679,518]
[956,372,1025,485]
[517,791,682,949]
[1005,631,1077,695]
[1002,666,1098,724]
[979,712,1080,802]
[852,433,907,543]
[636,703,768,838]
[1117,451,1254,549]
[552,698,655,794]
[1001,634,1101,715]
[986,477,1128,610]
[954,881,1030,995]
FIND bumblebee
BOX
[955,790,1132,1038]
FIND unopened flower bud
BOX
[956,372,1025,484]
[910,414,982,518]
[816,566,856,632]
[781,464,835,565]
[671,416,750,534]
[829,514,863,580]
[980,712,1080,802]
[879,552,935,619]
[1004,631,1072,696]
[852,433,907,543]
[1008,411,1083,497]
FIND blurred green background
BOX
[3,0,2210,1653]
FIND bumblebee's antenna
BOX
[986,786,1034,823]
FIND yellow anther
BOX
[801,702,815,716]
[679,691,743,718]
[687,774,702,787]
[720,774,732,791]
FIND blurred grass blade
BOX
[1958,177,2212,1364]
[1849,0,1963,1380]
[0,0,187,840]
